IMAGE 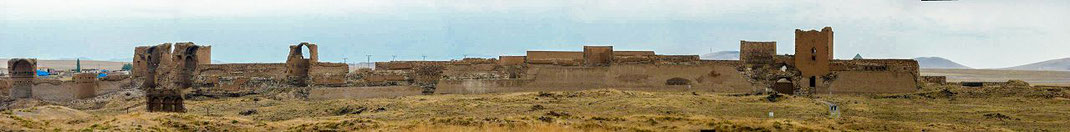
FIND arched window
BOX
[811,48,817,61]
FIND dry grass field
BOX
[1,84,1068,131]
[922,69,1070,86]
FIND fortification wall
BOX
[32,81,79,101]
[583,46,613,66]
[375,61,449,70]
[740,41,776,66]
[309,62,349,86]
[436,63,755,94]
[825,71,918,94]
[195,63,288,79]
[613,51,655,56]
[526,51,583,65]
[0,79,8,96]
[499,56,526,66]
[308,86,424,100]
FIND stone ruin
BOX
[124,27,922,101]
[133,42,211,112]
[146,88,185,112]
[131,42,351,112]
[7,58,36,98]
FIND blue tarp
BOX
[35,70,49,76]
[98,73,107,78]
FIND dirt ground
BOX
[1,83,1068,131]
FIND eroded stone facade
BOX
[8,58,36,98]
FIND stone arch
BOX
[666,77,691,85]
[148,96,162,112]
[10,59,34,78]
[9,59,36,98]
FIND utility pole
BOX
[392,55,397,61]
[366,55,372,68]
[422,55,427,61]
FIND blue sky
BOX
[1,0,1067,68]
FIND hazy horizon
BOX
[1,0,1067,68]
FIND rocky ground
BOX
[1,84,1068,131]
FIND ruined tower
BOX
[73,73,98,99]
[583,46,613,66]
[171,42,211,88]
[794,27,833,91]
[286,42,318,86]
[740,41,777,68]
[7,58,36,98]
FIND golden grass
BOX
[1,86,1068,131]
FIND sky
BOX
[0,0,1067,68]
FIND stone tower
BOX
[794,27,834,92]
[7,58,37,98]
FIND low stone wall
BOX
[310,62,349,86]
[308,86,424,100]
[825,71,918,94]
[436,63,757,94]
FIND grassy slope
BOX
[1,85,1069,131]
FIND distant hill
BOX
[0,59,127,70]
[914,57,972,69]
[1001,57,1070,71]
[700,51,739,60]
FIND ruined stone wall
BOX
[922,76,947,84]
[196,46,212,64]
[613,51,655,56]
[0,79,9,96]
[32,81,79,100]
[740,41,776,66]
[436,63,756,94]
[583,46,613,66]
[193,63,289,86]
[526,51,583,65]
[499,56,526,66]
[825,71,918,94]
[654,55,700,64]
[133,47,149,78]
[831,59,919,74]
[375,61,450,70]
[309,62,349,86]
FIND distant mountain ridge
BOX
[1001,57,1070,71]
[914,57,972,69]
[700,51,739,60]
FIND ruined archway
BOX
[666,77,691,85]
[286,43,318,86]
[9,59,36,98]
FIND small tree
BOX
[121,64,133,71]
